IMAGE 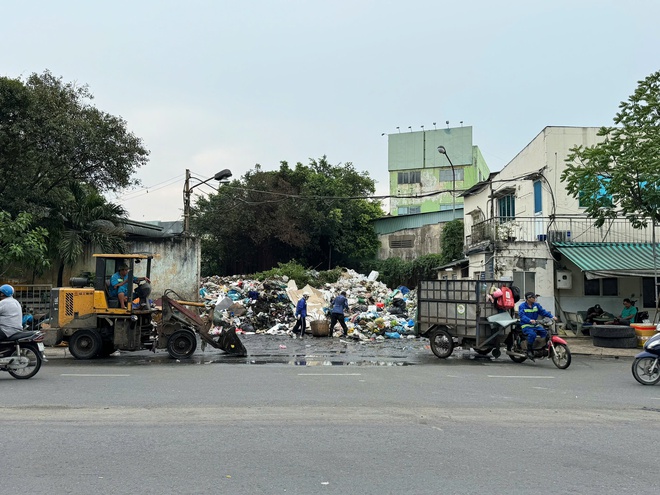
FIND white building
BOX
[462,126,659,321]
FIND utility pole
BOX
[183,168,233,234]
[183,168,192,233]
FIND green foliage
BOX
[439,219,464,264]
[561,70,660,228]
[192,157,383,275]
[254,260,313,287]
[252,260,341,289]
[358,254,444,289]
[0,71,147,282]
[316,267,343,286]
[46,183,127,286]
[0,71,149,218]
[0,210,50,277]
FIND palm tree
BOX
[53,182,127,286]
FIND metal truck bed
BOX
[417,279,512,352]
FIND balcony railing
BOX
[466,216,659,248]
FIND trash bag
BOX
[392,298,406,309]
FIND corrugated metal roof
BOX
[555,242,660,277]
[372,209,463,235]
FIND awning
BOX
[554,243,660,279]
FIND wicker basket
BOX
[310,319,330,337]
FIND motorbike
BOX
[0,329,46,379]
[504,317,572,369]
[631,331,660,385]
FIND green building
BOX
[387,126,489,216]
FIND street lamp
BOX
[183,168,232,233]
[437,146,456,220]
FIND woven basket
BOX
[310,319,330,337]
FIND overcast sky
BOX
[4,0,658,221]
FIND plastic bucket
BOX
[310,320,330,337]
[631,324,658,348]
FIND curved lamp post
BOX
[437,146,456,220]
[183,168,232,232]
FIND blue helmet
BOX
[0,284,14,297]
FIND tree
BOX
[51,183,127,286]
[192,157,383,275]
[439,219,464,265]
[561,70,660,228]
[0,211,50,278]
[0,71,149,218]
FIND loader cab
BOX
[92,254,153,312]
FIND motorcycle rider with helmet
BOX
[518,291,558,361]
[0,284,23,338]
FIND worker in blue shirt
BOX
[330,291,349,337]
[291,292,310,337]
[518,292,557,360]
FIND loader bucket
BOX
[200,324,247,356]
[162,295,247,357]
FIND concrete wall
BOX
[377,223,444,261]
[128,237,200,301]
[20,237,201,301]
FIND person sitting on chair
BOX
[605,298,637,326]
[108,264,150,309]
[585,304,604,324]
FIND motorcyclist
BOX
[518,291,557,361]
[0,284,23,338]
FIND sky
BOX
[4,0,659,221]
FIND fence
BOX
[13,284,52,315]
[467,216,658,247]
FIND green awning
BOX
[554,243,660,279]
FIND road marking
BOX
[487,375,555,379]
[60,374,130,377]
[297,373,362,376]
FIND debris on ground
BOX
[199,269,417,341]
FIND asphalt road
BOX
[2,346,659,495]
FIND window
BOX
[498,194,515,221]
[397,171,421,184]
[583,275,618,296]
[513,271,536,295]
[642,278,659,308]
[439,168,464,182]
[397,206,421,215]
[534,181,542,213]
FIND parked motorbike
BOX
[631,331,660,385]
[504,317,572,369]
[0,329,46,379]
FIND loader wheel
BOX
[167,330,197,359]
[69,329,102,360]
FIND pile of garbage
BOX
[199,269,417,341]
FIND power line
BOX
[116,174,186,201]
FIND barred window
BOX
[439,168,464,182]
[398,171,421,184]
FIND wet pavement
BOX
[43,334,641,366]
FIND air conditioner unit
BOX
[548,230,571,243]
